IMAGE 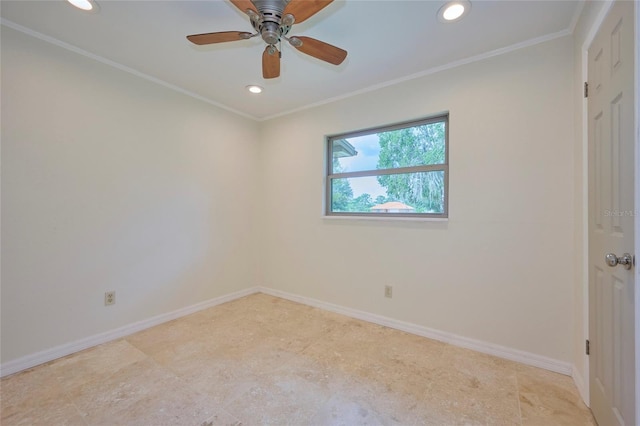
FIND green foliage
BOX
[351,193,374,211]
[376,123,445,213]
[331,122,446,214]
[331,158,354,212]
[375,195,388,205]
[332,157,375,212]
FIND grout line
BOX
[67,394,90,426]
[53,367,90,426]
[515,371,523,425]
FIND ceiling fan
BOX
[186,0,347,79]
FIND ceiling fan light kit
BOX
[186,0,347,79]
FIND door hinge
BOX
[586,339,590,355]
[584,82,589,98]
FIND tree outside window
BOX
[327,115,448,218]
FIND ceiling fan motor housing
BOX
[259,22,281,44]
[251,0,291,44]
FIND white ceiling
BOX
[1,0,581,120]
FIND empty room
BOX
[1,0,638,424]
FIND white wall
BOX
[258,36,576,362]
[1,27,260,363]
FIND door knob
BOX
[605,253,633,270]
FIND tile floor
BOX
[1,293,595,425]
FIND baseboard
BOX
[257,286,573,376]
[572,365,590,406]
[0,287,260,378]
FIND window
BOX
[326,114,448,218]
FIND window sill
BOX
[322,215,448,222]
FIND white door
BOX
[588,1,636,425]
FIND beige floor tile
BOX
[1,293,596,426]
[2,364,61,408]
[102,387,217,426]
[212,294,298,324]
[201,409,243,426]
[224,375,329,425]
[310,395,391,426]
[416,367,520,425]
[517,365,595,426]
[301,320,445,379]
[309,370,423,425]
[1,365,85,426]
[67,358,188,425]
[125,317,208,356]
[166,347,268,408]
[1,401,86,426]
[440,344,520,378]
[49,340,148,393]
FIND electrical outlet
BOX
[105,291,116,306]
[384,285,393,298]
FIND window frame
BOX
[325,114,449,219]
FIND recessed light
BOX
[66,0,99,12]
[246,85,263,94]
[438,1,470,22]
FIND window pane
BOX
[331,121,446,174]
[331,171,445,214]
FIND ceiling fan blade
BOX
[187,31,252,45]
[229,0,258,14]
[283,0,333,23]
[292,36,347,65]
[262,46,281,79]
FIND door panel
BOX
[588,1,635,425]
